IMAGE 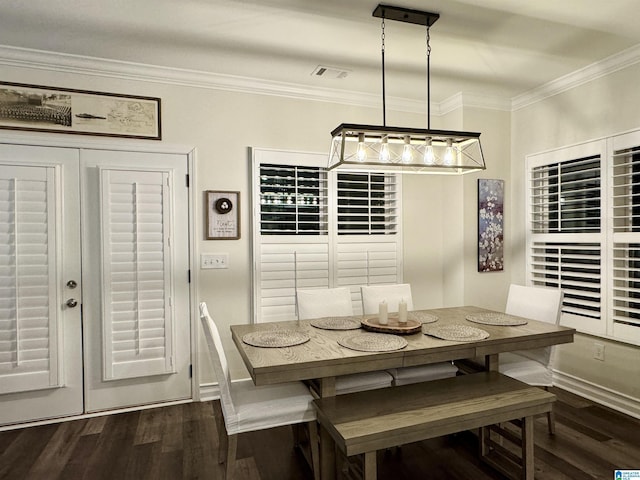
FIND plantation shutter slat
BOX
[0,165,61,394]
[100,168,174,380]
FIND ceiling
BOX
[1,0,639,106]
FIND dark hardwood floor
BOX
[1,388,638,480]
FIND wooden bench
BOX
[313,371,555,480]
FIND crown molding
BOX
[512,42,640,111]
[0,44,516,117]
[440,92,512,115]
[0,44,426,113]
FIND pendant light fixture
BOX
[328,4,486,174]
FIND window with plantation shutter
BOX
[100,168,175,380]
[0,165,61,394]
[252,149,403,323]
[611,134,640,343]
[527,140,605,336]
[529,133,640,344]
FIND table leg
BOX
[317,377,336,397]
[484,353,499,371]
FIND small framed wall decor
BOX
[205,190,240,240]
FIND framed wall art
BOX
[478,179,504,272]
[0,81,161,139]
[205,190,240,240]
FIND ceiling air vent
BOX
[311,65,350,79]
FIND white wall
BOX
[511,61,640,409]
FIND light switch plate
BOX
[201,253,229,269]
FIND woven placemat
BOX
[423,324,490,342]
[466,312,528,326]
[310,316,362,331]
[242,330,310,348]
[338,332,408,352]
[409,311,439,324]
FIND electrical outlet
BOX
[593,342,605,361]
[201,253,229,269]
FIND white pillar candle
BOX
[378,300,388,324]
[398,298,408,324]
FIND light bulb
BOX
[401,136,412,164]
[357,133,367,162]
[423,138,434,164]
[379,135,390,162]
[444,139,454,166]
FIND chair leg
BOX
[213,405,228,465]
[225,434,238,480]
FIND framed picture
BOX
[478,179,504,272]
[0,81,161,139]
[205,191,240,240]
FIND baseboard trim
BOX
[0,397,193,432]
[199,382,220,402]
[553,370,640,419]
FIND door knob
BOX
[67,280,78,289]
[66,298,78,308]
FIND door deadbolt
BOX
[66,298,78,308]
[67,280,78,289]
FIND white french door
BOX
[0,144,84,425]
[0,143,192,424]
[81,149,191,412]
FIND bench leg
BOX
[320,425,337,480]
[363,451,377,480]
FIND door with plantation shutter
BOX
[0,144,83,425]
[81,149,191,412]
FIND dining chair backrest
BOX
[296,287,354,320]
[505,284,564,366]
[199,302,236,424]
[361,284,414,315]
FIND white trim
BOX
[198,382,220,403]
[439,92,512,115]
[3,40,640,115]
[512,43,640,111]
[0,398,193,432]
[0,44,508,115]
[553,369,640,420]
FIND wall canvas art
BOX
[478,179,504,272]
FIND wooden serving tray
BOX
[361,316,422,335]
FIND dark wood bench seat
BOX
[313,371,555,480]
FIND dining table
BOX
[229,305,575,479]
[230,305,575,397]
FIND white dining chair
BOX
[360,283,414,314]
[296,287,394,394]
[360,284,458,386]
[498,284,564,434]
[199,302,319,480]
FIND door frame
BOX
[0,132,201,408]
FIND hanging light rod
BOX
[328,4,486,175]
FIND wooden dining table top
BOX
[230,305,575,391]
